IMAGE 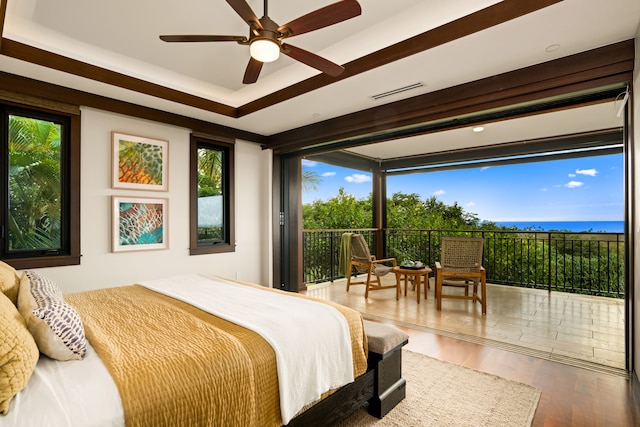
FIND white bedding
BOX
[2,274,355,426]
[1,343,124,427]
[139,274,355,424]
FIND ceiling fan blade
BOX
[226,0,263,29]
[278,0,361,38]
[160,35,247,43]
[282,43,344,77]
[243,57,264,84]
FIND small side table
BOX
[393,266,432,304]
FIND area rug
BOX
[339,350,541,427]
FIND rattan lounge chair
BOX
[435,236,487,314]
[346,234,399,298]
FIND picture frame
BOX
[112,132,168,191]
[112,196,168,252]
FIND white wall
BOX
[33,107,273,293]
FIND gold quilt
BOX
[66,283,367,427]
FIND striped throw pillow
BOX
[18,271,87,361]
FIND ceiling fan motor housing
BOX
[249,16,281,62]
[160,0,362,82]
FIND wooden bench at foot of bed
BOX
[287,320,408,426]
[364,320,409,418]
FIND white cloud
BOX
[321,171,336,177]
[568,173,576,177]
[466,201,476,207]
[433,189,445,196]
[576,168,598,177]
[565,180,584,188]
[540,188,548,192]
[344,174,371,183]
[480,166,490,171]
[302,159,317,167]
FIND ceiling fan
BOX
[160,0,361,84]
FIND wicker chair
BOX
[435,236,487,314]
[346,234,399,298]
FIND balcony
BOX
[302,228,626,371]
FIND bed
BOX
[0,263,405,426]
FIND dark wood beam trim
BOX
[290,75,629,158]
[0,70,266,144]
[382,129,624,172]
[0,88,80,115]
[0,39,238,118]
[304,151,378,172]
[307,131,624,174]
[345,75,627,152]
[373,63,633,135]
[265,40,634,154]
[0,0,562,121]
[280,84,625,159]
[237,0,563,116]
[0,0,7,51]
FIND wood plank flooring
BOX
[399,326,640,426]
[303,277,640,426]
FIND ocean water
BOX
[492,220,624,233]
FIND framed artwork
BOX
[112,132,168,191]
[112,196,168,252]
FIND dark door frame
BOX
[272,40,635,373]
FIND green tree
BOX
[8,115,62,250]
[302,169,322,193]
[386,193,483,229]
[301,189,624,297]
[303,190,490,231]
[381,193,486,230]
[197,147,222,197]
[303,187,372,229]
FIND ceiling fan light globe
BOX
[250,39,280,62]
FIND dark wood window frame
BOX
[0,103,80,269]
[189,135,235,255]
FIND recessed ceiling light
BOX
[545,44,560,53]
[473,126,485,133]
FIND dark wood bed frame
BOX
[287,324,408,426]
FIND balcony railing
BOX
[303,228,625,298]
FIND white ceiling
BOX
[1,0,639,159]
[346,102,626,161]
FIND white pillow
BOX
[18,271,87,361]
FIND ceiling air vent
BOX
[370,82,424,100]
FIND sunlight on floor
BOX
[304,274,625,370]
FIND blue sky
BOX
[302,153,624,222]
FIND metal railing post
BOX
[547,232,552,293]
[329,232,335,282]
[302,228,625,299]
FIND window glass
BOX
[197,146,224,244]
[8,114,63,251]
[1,106,79,268]
[190,137,234,254]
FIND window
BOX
[190,135,235,254]
[1,105,80,268]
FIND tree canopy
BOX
[303,188,497,230]
[8,115,62,250]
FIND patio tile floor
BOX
[303,274,626,372]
